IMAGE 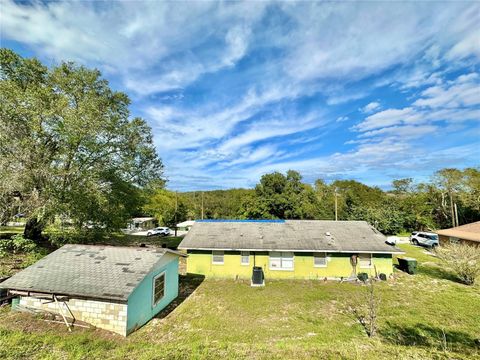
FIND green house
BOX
[0,244,186,336]
[178,220,402,280]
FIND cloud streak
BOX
[1,1,479,190]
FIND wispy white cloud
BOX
[360,102,381,114]
[355,73,480,132]
[2,1,479,190]
[1,1,267,94]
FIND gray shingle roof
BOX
[178,220,402,254]
[0,244,184,301]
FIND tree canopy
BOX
[0,49,164,241]
[143,168,480,235]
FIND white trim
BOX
[152,271,166,307]
[212,250,224,265]
[269,251,294,271]
[240,251,250,266]
[359,253,373,269]
[313,252,328,268]
[179,247,402,254]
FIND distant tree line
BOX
[145,168,480,235]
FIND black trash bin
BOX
[251,266,265,287]
[398,257,417,274]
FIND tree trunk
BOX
[24,217,44,243]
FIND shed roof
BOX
[0,244,185,302]
[131,217,156,223]
[178,220,402,253]
[436,221,480,243]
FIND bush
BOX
[45,226,107,247]
[435,243,480,285]
[0,234,37,257]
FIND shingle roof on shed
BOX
[436,221,480,243]
[0,244,185,301]
[178,220,402,253]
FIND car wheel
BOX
[412,239,418,246]
[147,232,152,237]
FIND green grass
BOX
[395,231,411,237]
[99,233,184,249]
[1,244,479,359]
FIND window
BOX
[212,250,224,264]
[152,272,165,306]
[313,252,327,267]
[241,251,250,265]
[269,252,294,270]
[449,236,459,244]
[359,254,372,268]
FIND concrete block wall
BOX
[17,296,128,336]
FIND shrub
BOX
[45,226,107,247]
[0,234,37,257]
[435,243,480,285]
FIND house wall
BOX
[126,253,179,334]
[439,234,479,247]
[15,296,127,335]
[186,250,393,279]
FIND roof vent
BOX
[325,232,331,236]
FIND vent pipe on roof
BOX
[325,232,331,236]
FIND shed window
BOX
[241,251,250,265]
[212,250,224,264]
[359,254,372,268]
[449,237,459,244]
[153,272,165,306]
[314,252,327,267]
[269,252,294,270]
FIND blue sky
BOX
[1,1,479,191]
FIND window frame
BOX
[240,251,250,266]
[359,253,373,268]
[313,252,328,267]
[152,272,166,307]
[212,250,224,265]
[269,251,294,271]
[449,236,459,244]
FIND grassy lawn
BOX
[1,244,479,359]
[99,233,184,249]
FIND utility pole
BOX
[201,192,204,220]
[334,188,338,221]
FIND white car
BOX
[410,232,439,248]
[385,236,400,245]
[146,227,171,237]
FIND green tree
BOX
[242,170,320,219]
[434,168,464,227]
[392,178,413,194]
[0,49,163,242]
[143,189,188,228]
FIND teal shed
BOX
[0,244,187,336]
